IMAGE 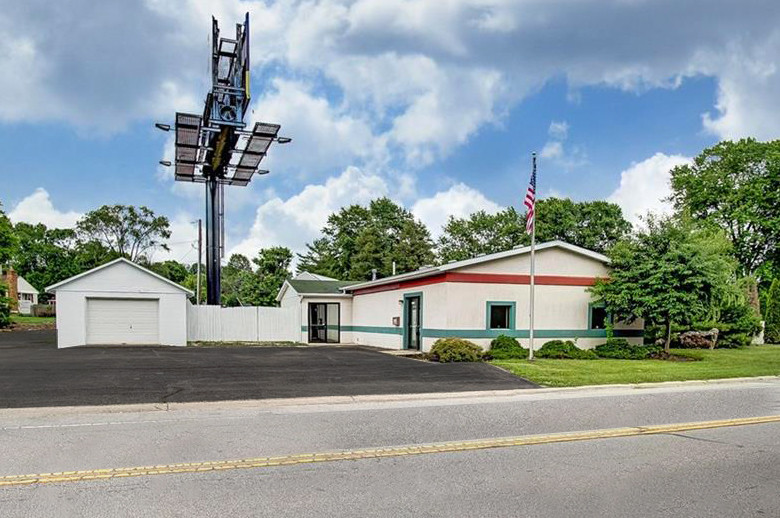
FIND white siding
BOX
[51,260,189,348]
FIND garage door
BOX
[86,298,159,345]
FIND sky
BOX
[1,0,779,265]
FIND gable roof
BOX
[17,275,38,294]
[276,279,357,301]
[342,240,609,291]
[45,257,193,295]
[293,271,337,281]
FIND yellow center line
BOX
[1,415,777,487]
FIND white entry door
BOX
[86,298,159,345]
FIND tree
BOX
[298,198,435,281]
[590,216,736,353]
[221,254,254,307]
[11,223,82,293]
[250,247,293,306]
[149,260,189,284]
[765,280,780,344]
[437,199,631,263]
[0,202,16,266]
[670,139,780,277]
[76,205,171,263]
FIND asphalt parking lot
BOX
[0,330,536,408]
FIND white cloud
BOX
[608,153,691,224]
[148,212,200,264]
[540,141,563,160]
[8,188,83,228]
[411,183,502,237]
[229,167,390,258]
[2,0,780,170]
[548,121,569,140]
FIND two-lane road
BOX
[0,379,778,517]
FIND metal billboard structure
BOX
[158,14,289,305]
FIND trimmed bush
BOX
[594,338,661,359]
[536,340,597,359]
[430,337,483,362]
[0,282,10,329]
[489,335,529,360]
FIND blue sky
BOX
[2,0,778,264]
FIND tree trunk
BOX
[665,320,672,355]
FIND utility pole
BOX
[196,218,202,306]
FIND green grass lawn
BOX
[491,346,780,387]
[9,315,55,325]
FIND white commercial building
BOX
[46,258,192,348]
[278,241,643,351]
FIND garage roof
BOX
[46,257,194,295]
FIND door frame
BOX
[402,292,423,350]
[307,302,341,344]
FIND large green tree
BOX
[298,198,435,281]
[149,260,189,285]
[670,138,780,277]
[221,254,255,307]
[76,205,171,263]
[0,203,14,328]
[437,198,631,262]
[11,223,82,294]
[590,216,736,353]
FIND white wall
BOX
[349,247,643,352]
[187,304,300,342]
[52,261,189,348]
[55,291,187,348]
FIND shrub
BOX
[536,340,597,359]
[489,335,528,360]
[766,280,780,344]
[31,304,55,318]
[0,282,10,329]
[430,337,483,362]
[594,338,661,359]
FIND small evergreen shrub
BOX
[430,338,483,362]
[0,282,10,329]
[766,280,780,344]
[594,338,661,359]
[489,335,528,360]
[536,340,597,359]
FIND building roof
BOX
[276,279,356,301]
[17,275,38,294]
[45,257,193,295]
[342,240,609,291]
[293,271,337,281]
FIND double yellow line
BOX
[2,415,778,487]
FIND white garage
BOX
[46,258,192,348]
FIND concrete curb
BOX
[0,375,777,419]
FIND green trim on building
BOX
[402,292,424,350]
[302,324,642,339]
[485,301,516,330]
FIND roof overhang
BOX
[46,257,194,296]
[342,240,609,292]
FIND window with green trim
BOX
[589,305,609,329]
[489,304,512,329]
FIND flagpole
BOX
[528,153,537,361]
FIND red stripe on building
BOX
[350,272,600,296]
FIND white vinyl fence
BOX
[187,303,300,342]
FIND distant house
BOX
[277,241,644,351]
[1,268,39,315]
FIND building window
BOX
[589,304,609,329]
[487,302,515,330]
[21,293,34,301]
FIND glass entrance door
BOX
[405,296,421,350]
[308,303,340,343]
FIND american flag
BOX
[524,155,537,234]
